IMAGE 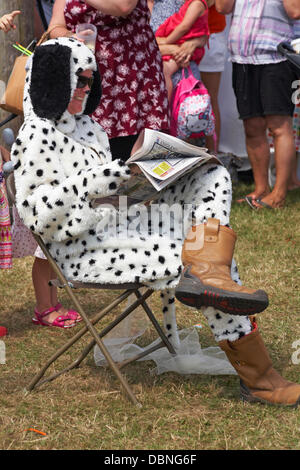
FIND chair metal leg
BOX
[30,289,154,391]
[117,341,166,369]
[35,341,98,388]
[27,289,132,390]
[28,234,176,406]
[28,238,146,406]
[134,289,176,355]
[51,282,142,406]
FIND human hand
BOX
[130,164,142,175]
[72,34,85,42]
[173,48,191,68]
[158,43,180,59]
[172,41,195,67]
[0,10,21,33]
[174,37,208,67]
[0,145,11,162]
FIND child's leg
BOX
[49,266,82,320]
[32,258,76,326]
[288,152,300,190]
[32,257,52,313]
[163,59,179,102]
[201,71,222,152]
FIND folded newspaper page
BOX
[94,129,220,206]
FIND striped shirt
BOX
[229,0,295,64]
[294,20,300,38]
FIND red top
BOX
[64,0,169,139]
[155,0,209,64]
[0,326,7,337]
[208,5,226,34]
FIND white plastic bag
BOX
[94,327,237,376]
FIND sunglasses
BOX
[76,75,94,89]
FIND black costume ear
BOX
[83,67,102,115]
[30,44,72,120]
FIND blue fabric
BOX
[37,0,54,25]
[150,0,184,32]
[293,20,300,39]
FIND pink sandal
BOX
[32,304,82,326]
[54,303,82,323]
[32,306,77,329]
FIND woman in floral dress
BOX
[49,0,169,157]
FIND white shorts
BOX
[198,31,227,73]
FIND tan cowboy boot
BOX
[175,218,268,315]
[219,321,300,407]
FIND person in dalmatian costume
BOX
[12,37,300,407]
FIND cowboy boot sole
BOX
[240,381,300,408]
[175,275,269,315]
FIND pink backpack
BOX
[170,67,215,140]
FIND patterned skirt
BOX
[0,173,12,269]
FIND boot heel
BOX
[240,380,257,403]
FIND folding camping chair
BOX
[5,172,177,407]
[277,41,300,70]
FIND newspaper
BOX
[94,129,219,206]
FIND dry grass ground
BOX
[0,182,299,450]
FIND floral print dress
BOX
[64,0,169,138]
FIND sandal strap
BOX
[54,303,80,321]
[34,306,57,319]
[55,314,76,322]
[51,313,77,327]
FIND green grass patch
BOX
[0,182,299,450]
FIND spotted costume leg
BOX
[160,288,179,348]
[160,163,252,346]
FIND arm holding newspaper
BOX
[92,129,219,205]
[93,129,219,205]
[102,129,220,203]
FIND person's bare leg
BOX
[48,267,82,321]
[254,115,296,208]
[32,258,52,313]
[201,71,222,151]
[288,152,300,190]
[240,116,270,202]
[163,59,178,103]
[32,258,75,325]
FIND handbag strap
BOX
[36,24,71,47]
